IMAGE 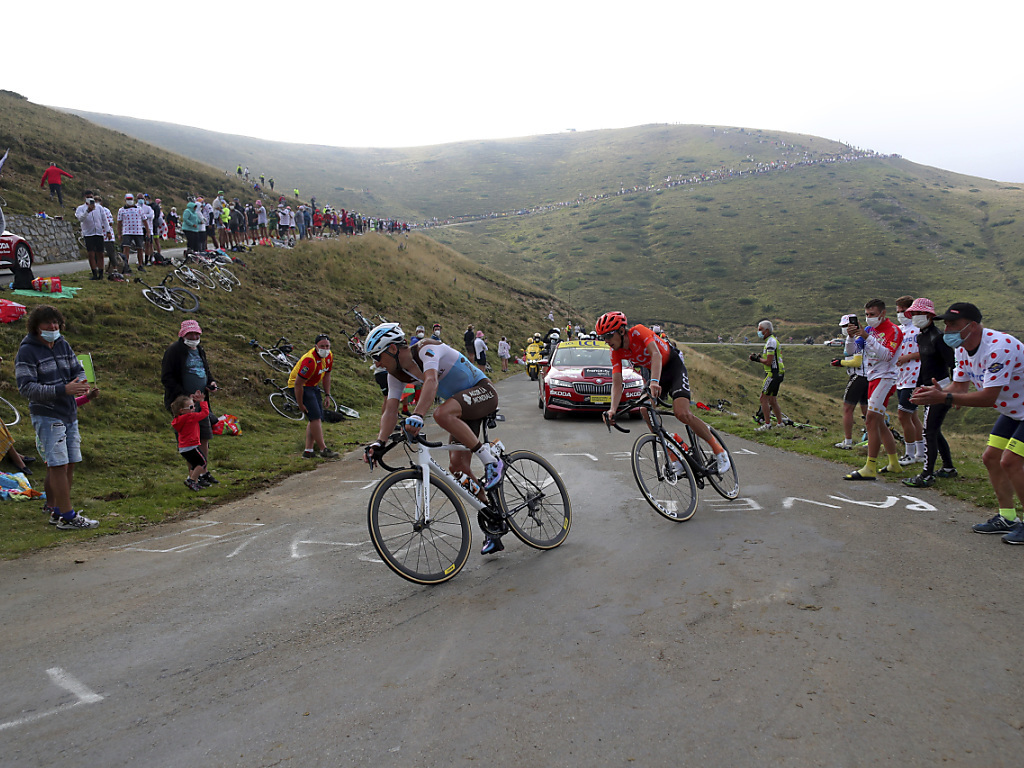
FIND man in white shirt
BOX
[75,189,112,280]
[117,193,150,274]
[137,194,155,265]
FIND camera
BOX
[86,197,95,205]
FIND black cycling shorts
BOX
[843,375,869,406]
[761,372,784,397]
[647,349,691,401]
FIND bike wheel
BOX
[694,427,740,500]
[261,350,294,374]
[192,268,217,290]
[631,433,698,522]
[347,338,365,359]
[219,267,241,286]
[174,268,200,289]
[141,287,174,311]
[498,450,571,549]
[368,468,472,585]
[167,287,200,312]
[208,269,232,292]
[0,395,21,427]
[269,391,304,421]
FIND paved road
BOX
[2,374,1021,767]
[29,246,188,278]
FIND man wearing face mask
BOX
[288,334,339,460]
[830,314,869,449]
[15,305,96,529]
[844,299,903,480]
[894,295,924,465]
[162,320,220,487]
[912,303,1024,544]
[749,320,791,430]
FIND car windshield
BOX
[551,346,612,367]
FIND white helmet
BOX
[365,322,405,358]
[550,331,560,341]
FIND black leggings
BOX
[922,403,953,475]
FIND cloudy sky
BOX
[9,1,1023,181]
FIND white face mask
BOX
[865,316,882,328]
[183,338,200,349]
[316,348,330,358]
[898,314,912,326]
[911,315,930,329]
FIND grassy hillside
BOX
[0,233,569,558]
[57,108,1024,339]
[0,90,256,216]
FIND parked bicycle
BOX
[365,412,572,585]
[346,307,387,359]
[172,252,217,291]
[135,274,199,313]
[188,250,240,292]
[262,378,359,421]
[607,389,739,522]
[249,337,299,373]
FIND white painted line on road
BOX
[0,668,103,733]
[709,497,762,511]
[731,448,758,455]
[782,497,842,509]
[226,523,292,558]
[555,453,598,461]
[608,451,632,461]
[291,534,373,559]
[113,521,266,554]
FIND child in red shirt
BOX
[171,390,209,491]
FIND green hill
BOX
[57,108,1024,338]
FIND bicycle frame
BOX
[614,390,713,483]
[411,443,490,526]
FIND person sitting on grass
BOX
[171,390,210,491]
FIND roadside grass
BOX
[0,233,565,558]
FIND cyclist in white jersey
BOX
[363,323,507,554]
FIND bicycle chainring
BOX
[477,509,508,537]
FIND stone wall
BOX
[4,214,82,264]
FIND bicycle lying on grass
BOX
[249,337,299,373]
[262,378,359,421]
[365,411,572,585]
[172,253,217,291]
[346,307,387,359]
[135,274,199,313]
[606,389,739,522]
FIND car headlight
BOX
[623,379,644,389]
[549,378,574,389]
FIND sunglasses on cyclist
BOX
[598,331,618,342]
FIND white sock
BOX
[915,441,926,458]
[475,443,497,466]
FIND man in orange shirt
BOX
[288,334,339,459]
[40,162,74,208]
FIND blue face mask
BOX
[943,331,964,349]
[40,329,61,343]
[757,330,765,339]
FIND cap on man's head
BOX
[935,302,982,323]
[839,313,857,327]
[179,319,202,337]
[124,193,134,199]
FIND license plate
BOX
[589,395,611,404]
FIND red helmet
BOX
[595,311,628,336]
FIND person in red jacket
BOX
[40,163,74,208]
[171,390,210,491]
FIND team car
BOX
[538,338,645,420]
[0,228,34,272]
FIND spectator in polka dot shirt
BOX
[912,302,1024,544]
[894,295,924,465]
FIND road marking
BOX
[608,451,632,461]
[113,521,265,553]
[291,534,373,559]
[555,453,598,461]
[226,523,292,558]
[0,668,103,733]
[731,448,758,455]
[709,497,762,511]
[783,497,842,509]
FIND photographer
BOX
[830,314,869,449]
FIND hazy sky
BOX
[8,1,1023,182]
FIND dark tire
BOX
[696,427,740,500]
[167,287,199,312]
[368,468,471,585]
[141,287,174,311]
[325,393,360,419]
[542,396,558,420]
[15,243,33,269]
[631,433,698,522]
[0,395,21,427]
[498,450,571,549]
[269,391,304,421]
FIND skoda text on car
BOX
[538,338,645,420]
[0,229,34,272]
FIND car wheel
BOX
[542,397,558,420]
[15,243,32,269]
